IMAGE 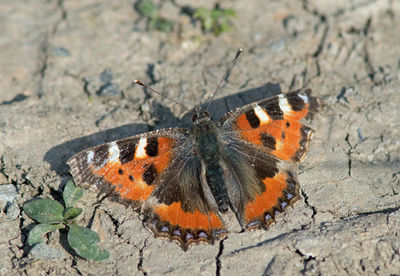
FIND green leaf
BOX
[68,223,109,261]
[211,9,222,21]
[63,180,84,208]
[203,17,213,31]
[153,17,174,32]
[194,7,236,36]
[27,223,63,246]
[194,8,213,30]
[215,21,232,36]
[23,198,65,224]
[222,9,236,17]
[63,207,83,221]
[135,0,157,19]
[194,7,209,19]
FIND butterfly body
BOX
[191,108,232,214]
[68,88,319,250]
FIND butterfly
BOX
[68,51,320,250]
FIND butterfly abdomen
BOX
[205,163,229,213]
[194,121,230,213]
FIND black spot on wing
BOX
[145,137,159,157]
[245,109,260,128]
[129,174,134,181]
[117,139,138,164]
[260,133,276,150]
[143,163,158,185]
[254,154,279,180]
[261,97,283,120]
[287,92,305,111]
[92,144,109,167]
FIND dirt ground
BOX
[1,0,399,275]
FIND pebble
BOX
[0,184,19,209]
[6,203,20,220]
[30,243,66,260]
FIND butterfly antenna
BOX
[205,48,243,111]
[134,80,190,112]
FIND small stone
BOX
[6,203,20,220]
[0,173,7,184]
[52,47,70,57]
[100,68,113,83]
[30,243,66,260]
[268,39,286,52]
[0,185,19,209]
[96,83,120,96]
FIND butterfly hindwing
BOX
[142,150,227,249]
[142,198,226,250]
[243,169,300,229]
[220,139,300,228]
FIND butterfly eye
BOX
[192,114,198,122]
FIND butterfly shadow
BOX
[44,82,282,178]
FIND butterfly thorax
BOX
[191,108,230,213]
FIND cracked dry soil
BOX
[0,0,399,275]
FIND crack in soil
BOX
[215,237,226,276]
[137,238,149,276]
[0,94,29,105]
[295,248,318,276]
[71,259,83,276]
[146,63,158,85]
[262,256,276,276]
[36,0,67,98]
[63,72,92,99]
[344,206,400,220]
[301,189,317,220]
[227,228,302,256]
[36,35,49,99]
[227,206,400,256]
[95,107,120,127]
[299,0,330,83]
[100,208,125,240]
[362,40,375,83]
[345,133,353,177]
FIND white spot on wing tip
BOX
[254,105,270,124]
[135,137,147,159]
[86,151,94,164]
[279,94,292,114]
[108,141,120,163]
[298,94,309,103]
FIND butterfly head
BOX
[192,106,211,125]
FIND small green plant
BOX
[23,180,109,261]
[194,6,236,36]
[135,0,174,32]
